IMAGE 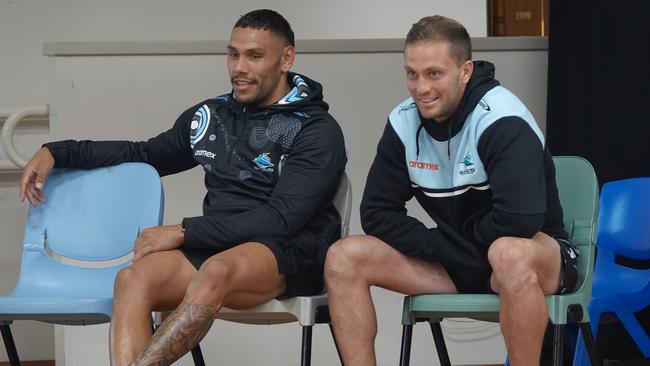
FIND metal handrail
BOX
[1,104,49,169]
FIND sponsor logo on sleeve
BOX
[194,150,216,159]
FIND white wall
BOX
[0,1,553,365]
[0,0,487,110]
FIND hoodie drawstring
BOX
[415,123,424,159]
[447,120,452,160]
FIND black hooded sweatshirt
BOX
[45,72,347,272]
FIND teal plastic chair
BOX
[399,156,601,366]
[0,163,163,366]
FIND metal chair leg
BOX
[399,324,413,366]
[552,324,564,366]
[430,322,452,366]
[568,304,602,366]
[0,324,21,366]
[579,321,602,366]
[190,344,206,366]
[328,323,344,365]
[301,325,313,366]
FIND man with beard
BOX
[20,9,346,366]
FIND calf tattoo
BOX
[132,299,216,366]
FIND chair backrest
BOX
[596,177,650,259]
[25,163,163,261]
[332,172,353,237]
[9,163,163,300]
[552,156,599,293]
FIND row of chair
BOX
[0,157,648,365]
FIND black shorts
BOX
[180,228,332,298]
[452,237,580,294]
[555,238,580,295]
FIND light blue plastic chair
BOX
[573,178,650,365]
[0,163,163,365]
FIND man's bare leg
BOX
[111,250,198,366]
[325,235,457,366]
[131,242,286,366]
[488,232,562,366]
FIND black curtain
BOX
[547,1,650,362]
[547,0,650,184]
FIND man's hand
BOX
[20,147,55,206]
[132,224,185,263]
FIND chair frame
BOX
[157,172,352,366]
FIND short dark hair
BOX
[234,9,295,47]
[405,15,472,64]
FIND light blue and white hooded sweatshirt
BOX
[360,61,567,292]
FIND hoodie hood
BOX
[227,72,330,115]
[421,61,499,141]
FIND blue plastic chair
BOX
[0,163,163,365]
[573,178,650,365]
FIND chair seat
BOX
[407,291,592,325]
[593,266,650,295]
[407,294,500,321]
[0,295,113,323]
[217,294,328,326]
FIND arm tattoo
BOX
[132,299,216,366]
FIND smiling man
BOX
[325,16,577,366]
[19,9,346,366]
